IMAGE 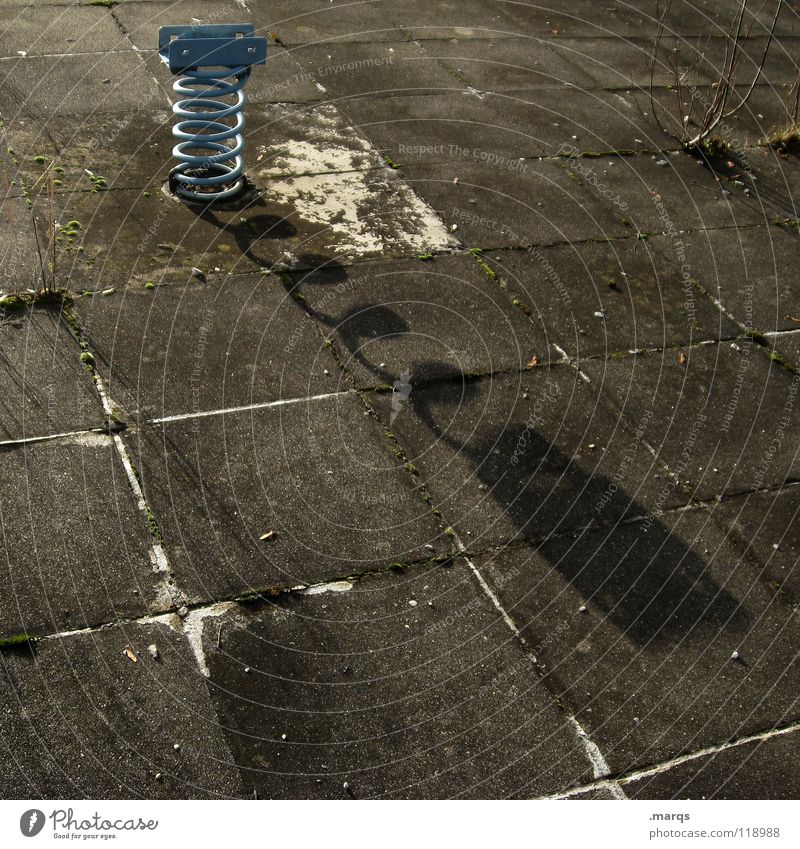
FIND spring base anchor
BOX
[158,24,267,204]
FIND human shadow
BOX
[285,265,748,645]
[409,369,749,644]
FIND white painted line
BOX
[148,390,352,425]
[452,534,626,795]
[0,428,110,449]
[181,603,239,677]
[543,718,800,799]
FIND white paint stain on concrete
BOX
[255,104,458,257]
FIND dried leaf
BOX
[259,530,277,541]
[678,351,687,365]
[122,644,138,663]
[787,314,800,324]
[527,355,539,368]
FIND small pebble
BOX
[656,159,669,167]
[147,644,159,660]
[408,599,418,607]
[155,773,162,781]
[731,650,741,661]
[323,369,329,375]
[244,667,251,674]
[281,733,287,741]
[173,743,181,751]
[578,605,587,613]
[424,543,435,551]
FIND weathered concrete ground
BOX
[1,0,800,799]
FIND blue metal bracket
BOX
[158,24,268,202]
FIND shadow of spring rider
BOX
[158,24,267,202]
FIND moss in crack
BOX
[769,350,796,371]
[575,149,637,158]
[144,507,164,542]
[0,633,34,649]
[510,296,531,316]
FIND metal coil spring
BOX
[170,64,252,202]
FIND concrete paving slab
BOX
[0,179,41,289]
[127,392,453,602]
[203,562,595,799]
[339,91,539,167]
[398,159,631,248]
[483,236,738,358]
[0,435,160,640]
[287,253,555,390]
[625,732,800,799]
[423,36,597,91]
[252,0,405,44]
[6,110,173,193]
[707,487,800,609]
[388,368,683,551]
[661,225,800,334]
[582,342,800,499]
[385,0,530,41]
[74,274,340,421]
[0,306,104,441]
[541,36,680,89]
[573,153,766,234]
[728,146,800,238]
[0,52,163,118]
[472,507,800,775]
[287,41,460,100]
[0,4,128,58]
[0,618,244,798]
[341,88,674,168]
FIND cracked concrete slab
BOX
[126,391,454,602]
[0,435,162,640]
[473,507,800,776]
[74,273,341,421]
[423,36,598,91]
[676,225,800,334]
[398,159,631,248]
[625,731,800,799]
[483,236,739,358]
[0,4,129,59]
[203,561,596,799]
[0,306,104,441]
[388,368,683,550]
[0,52,164,118]
[287,252,556,390]
[287,41,460,100]
[581,342,800,500]
[0,618,244,798]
